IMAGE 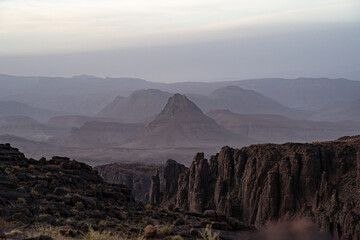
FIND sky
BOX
[0,0,359,82]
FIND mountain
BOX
[46,115,118,128]
[0,101,63,122]
[0,115,39,127]
[58,121,145,148]
[312,98,360,121]
[236,78,360,110]
[99,85,307,124]
[0,134,53,151]
[2,74,360,118]
[160,77,360,111]
[97,89,172,122]
[155,136,360,238]
[0,122,69,142]
[189,86,309,119]
[0,74,165,115]
[207,109,360,143]
[123,93,255,148]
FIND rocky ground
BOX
[2,135,359,239]
[0,143,254,240]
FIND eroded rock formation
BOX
[160,136,360,239]
[95,163,164,202]
[150,170,161,205]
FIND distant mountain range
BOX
[235,78,360,110]
[98,89,172,122]
[311,98,360,121]
[0,74,359,165]
[46,115,117,128]
[1,74,360,116]
[97,86,308,122]
[0,116,39,127]
[207,109,360,144]
[58,121,145,148]
[0,101,63,122]
[188,85,308,118]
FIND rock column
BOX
[149,170,160,205]
[357,151,360,191]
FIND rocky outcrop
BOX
[95,163,164,202]
[150,170,161,205]
[163,159,187,205]
[0,143,136,229]
[160,136,360,239]
[357,151,360,191]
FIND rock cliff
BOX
[95,163,164,202]
[159,136,360,239]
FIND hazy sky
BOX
[0,0,359,82]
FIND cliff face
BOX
[160,136,360,239]
[95,163,164,202]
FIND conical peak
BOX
[161,93,204,116]
[149,93,213,127]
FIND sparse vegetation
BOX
[5,229,22,237]
[28,164,35,169]
[17,197,27,206]
[0,218,18,228]
[160,224,173,235]
[171,235,184,240]
[199,224,220,240]
[70,207,79,215]
[83,227,124,240]
[13,165,20,170]
[31,188,40,196]
[27,225,126,240]
[75,201,84,210]
[27,225,69,240]
[97,220,108,228]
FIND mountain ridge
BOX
[123,93,255,149]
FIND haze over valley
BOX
[0,75,359,166]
